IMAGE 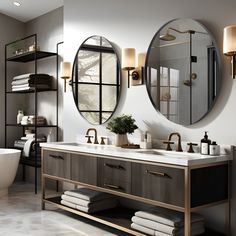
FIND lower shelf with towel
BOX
[61,187,118,214]
[131,207,205,236]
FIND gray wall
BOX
[23,7,64,183]
[63,0,236,234]
[0,13,25,147]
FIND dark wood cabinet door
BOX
[43,150,71,179]
[132,163,185,207]
[71,154,97,185]
[98,158,131,193]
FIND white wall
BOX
[63,0,236,145]
[63,0,236,233]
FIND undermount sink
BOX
[135,150,164,155]
[134,149,198,159]
[54,142,200,159]
[56,142,81,146]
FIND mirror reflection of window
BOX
[72,36,121,125]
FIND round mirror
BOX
[145,19,220,125]
[72,36,121,125]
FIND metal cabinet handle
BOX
[146,170,171,179]
[49,154,64,160]
[104,163,125,170]
[104,183,123,190]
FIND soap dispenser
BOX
[200,131,211,155]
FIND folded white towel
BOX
[135,208,204,227]
[61,194,114,207]
[131,223,166,236]
[64,188,112,202]
[11,78,30,85]
[61,200,76,209]
[132,216,204,235]
[12,86,30,91]
[13,73,32,81]
[12,84,30,88]
[61,197,117,213]
[131,223,205,236]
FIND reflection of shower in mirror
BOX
[159,27,208,41]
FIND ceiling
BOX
[0,0,63,22]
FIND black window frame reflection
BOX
[72,36,120,125]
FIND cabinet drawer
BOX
[98,158,131,193]
[71,154,97,185]
[132,163,184,207]
[43,150,71,178]
[101,178,131,193]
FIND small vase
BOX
[114,134,128,147]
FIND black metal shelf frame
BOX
[4,34,60,194]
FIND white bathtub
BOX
[0,149,21,197]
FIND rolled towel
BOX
[132,216,204,235]
[135,208,204,227]
[61,194,114,207]
[61,197,117,213]
[64,188,112,202]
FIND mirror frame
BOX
[145,18,221,126]
[71,35,122,125]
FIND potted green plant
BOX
[106,114,138,146]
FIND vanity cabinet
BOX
[71,154,97,185]
[41,146,231,236]
[131,163,184,207]
[98,158,131,193]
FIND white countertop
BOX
[40,142,232,167]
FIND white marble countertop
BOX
[40,142,233,167]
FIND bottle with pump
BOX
[200,131,211,155]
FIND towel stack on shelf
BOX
[61,188,117,214]
[20,115,47,125]
[131,207,205,236]
[11,73,52,91]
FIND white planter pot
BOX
[114,134,128,147]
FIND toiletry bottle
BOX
[210,141,220,156]
[17,110,24,124]
[200,131,211,155]
[47,129,52,142]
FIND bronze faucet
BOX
[167,132,183,152]
[85,128,99,144]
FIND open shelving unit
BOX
[4,34,59,194]
[43,196,224,236]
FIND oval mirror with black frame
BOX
[72,36,121,125]
[145,18,220,125]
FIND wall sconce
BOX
[122,48,146,87]
[223,25,236,79]
[60,62,71,92]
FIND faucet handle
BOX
[187,142,198,153]
[100,137,107,145]
[163,141,174,151]
[85,135,93,144]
